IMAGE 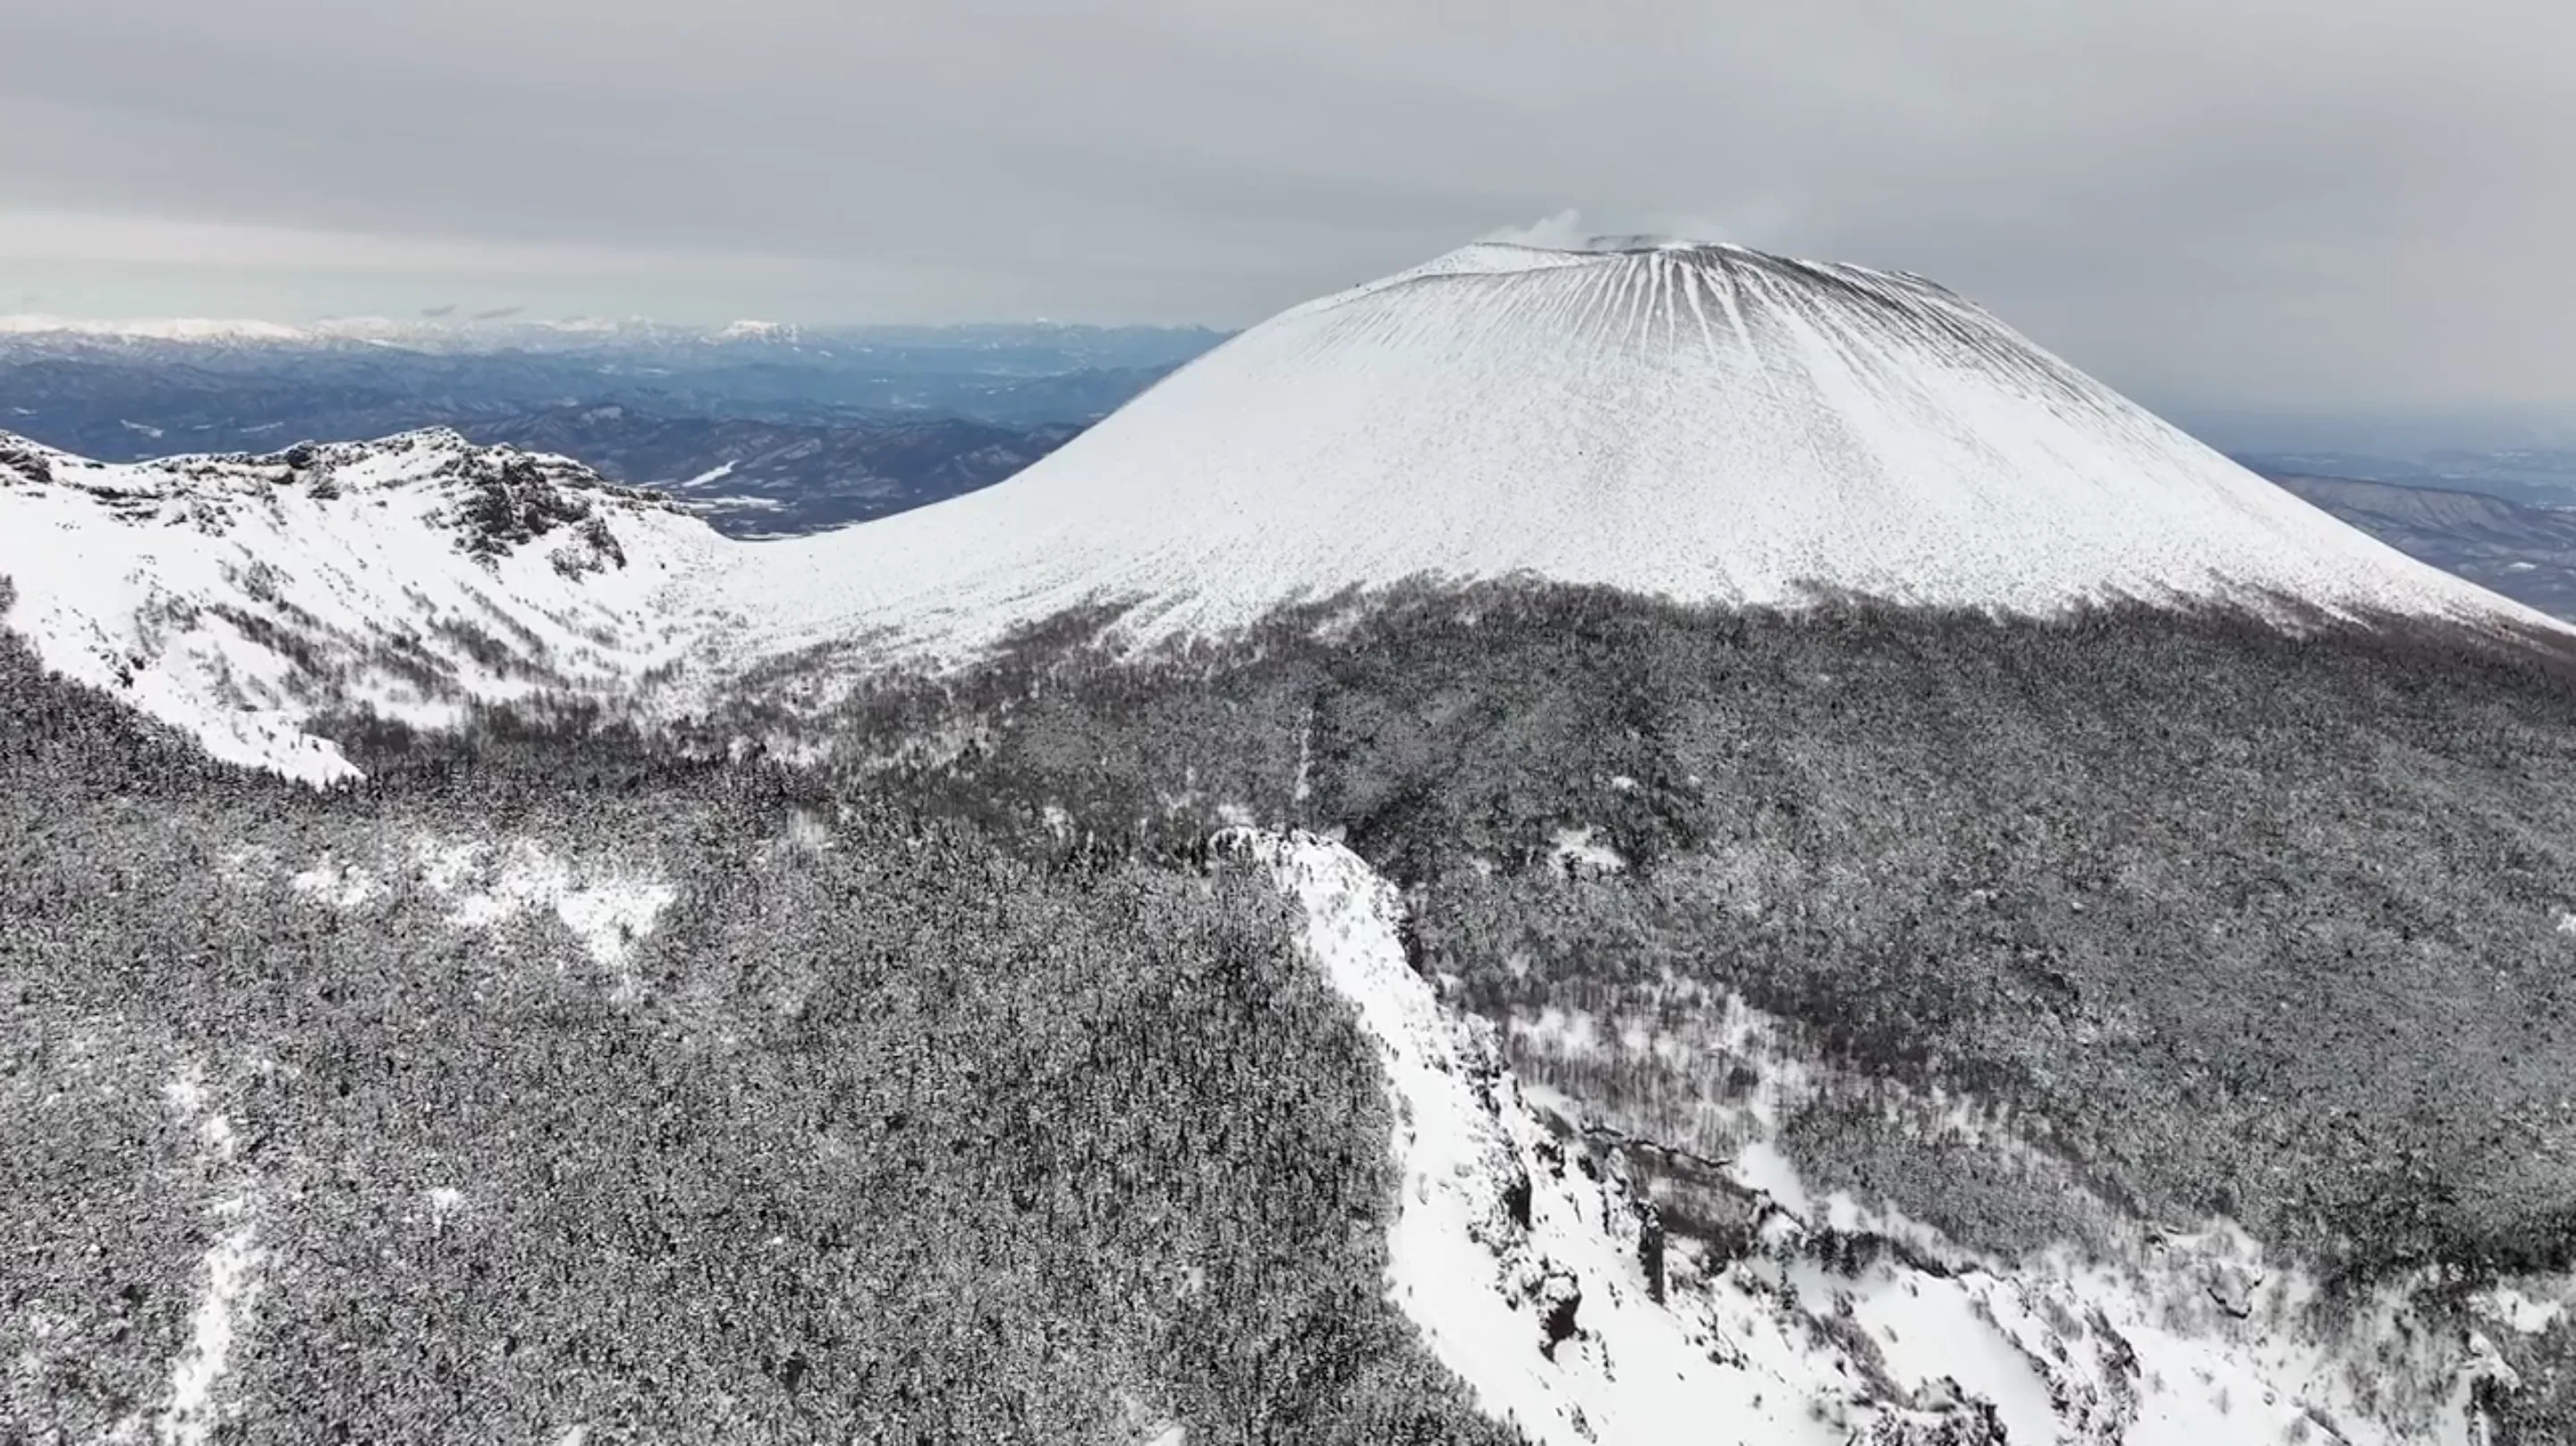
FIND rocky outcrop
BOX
[445,446,661,565]
[1855,1381,2009,1446]
[0,432,55,486]
[2205,1260,2264,1321]
[1532,1267,1583,1358]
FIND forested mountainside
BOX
[14,572,2576,1441]
[0,579,1508,1444]
[700,580,2576,1441]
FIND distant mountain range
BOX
[2254,470,2576,622]
[0,385,1089,540]
[0,318,1220,460]
[2234,446,2576,509]
[0,320,1191,538]
[0,313,1228,367]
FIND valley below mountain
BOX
[7,239,2575,1444]
[2259,471,2576,622]
[0,317,1216,450]
[460,406,1081,538]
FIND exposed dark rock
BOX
[456,453,597,557]
[1857,1380,2011,1446]
[1634,1196,1667,1305]
[1533,1265,1582,1358]
[1502,1158,1534,1232]
[0,435,52,486]
[2207,1263,2263,1320]
[1394,907,1429,975]
[1535,1134,1567,1182]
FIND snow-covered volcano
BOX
[728,239,2530,654]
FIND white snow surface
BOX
[725,239,2541,657]
[149,1070,263,1446]
[1242,828,2531,1446]
[1548,825,1630,877]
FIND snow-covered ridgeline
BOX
[7,240,2565,783]
[0,428,724,782]
[1237,829,2563,1446]
[0,314,791,349]
[0,316,311,344]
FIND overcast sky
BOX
[4,0,2571,419]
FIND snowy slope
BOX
[0,428,724,781]
[724,239,2538,657]
[1240,829,2556,1446]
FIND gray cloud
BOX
[3,0,2571,419]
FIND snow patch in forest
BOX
[1548,826,1628,877]
[147,1068,263,1446]
[287,860,386,909]
[433,838,676,995]
[2479,1283,2570,1335]
[273,833,674,996]
[158,1214,258,1446]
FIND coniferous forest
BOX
[13,572,2576,1441]
[0,581,1514,1444]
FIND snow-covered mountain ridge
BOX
[1242,829,2567,1446]
[0,311,1217,360]
[0,313,726,348]
[0,427,722,781]
[5,239,2566,781]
